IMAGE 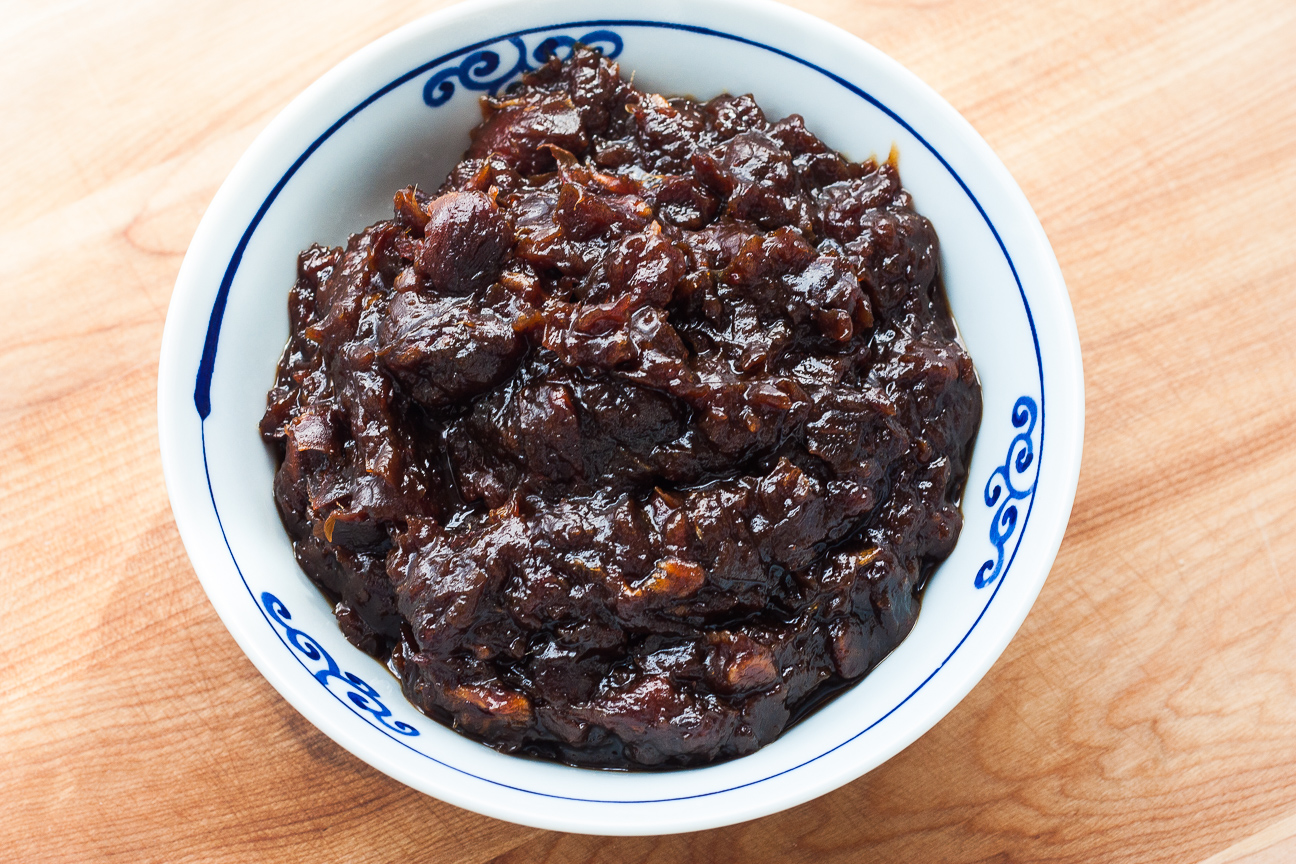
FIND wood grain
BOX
[2,0,1294,861]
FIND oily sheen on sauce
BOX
[260,46,982,769]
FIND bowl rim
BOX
[158,0,1084,835]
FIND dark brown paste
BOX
[260,46,981,768]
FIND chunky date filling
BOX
[260,46,981,768]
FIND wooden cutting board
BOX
[3,0,1294,861]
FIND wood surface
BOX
[2,0,1295,860]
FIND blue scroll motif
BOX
[423,29,624,108]
[975,396,1040,589]
[261,592,420,736]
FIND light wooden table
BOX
[3,0,1295,861]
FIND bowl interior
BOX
[160,0,1078,835]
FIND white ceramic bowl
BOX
[158,0,1083,835]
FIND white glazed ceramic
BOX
[158,0,1083,835]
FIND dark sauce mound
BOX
[260,46,981,769]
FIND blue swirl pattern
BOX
[261,592,420,736]
[423,29,624,108]
[975,396,1040,589]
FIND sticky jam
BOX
[261,46,981,768]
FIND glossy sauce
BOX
[261,46,981,768]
